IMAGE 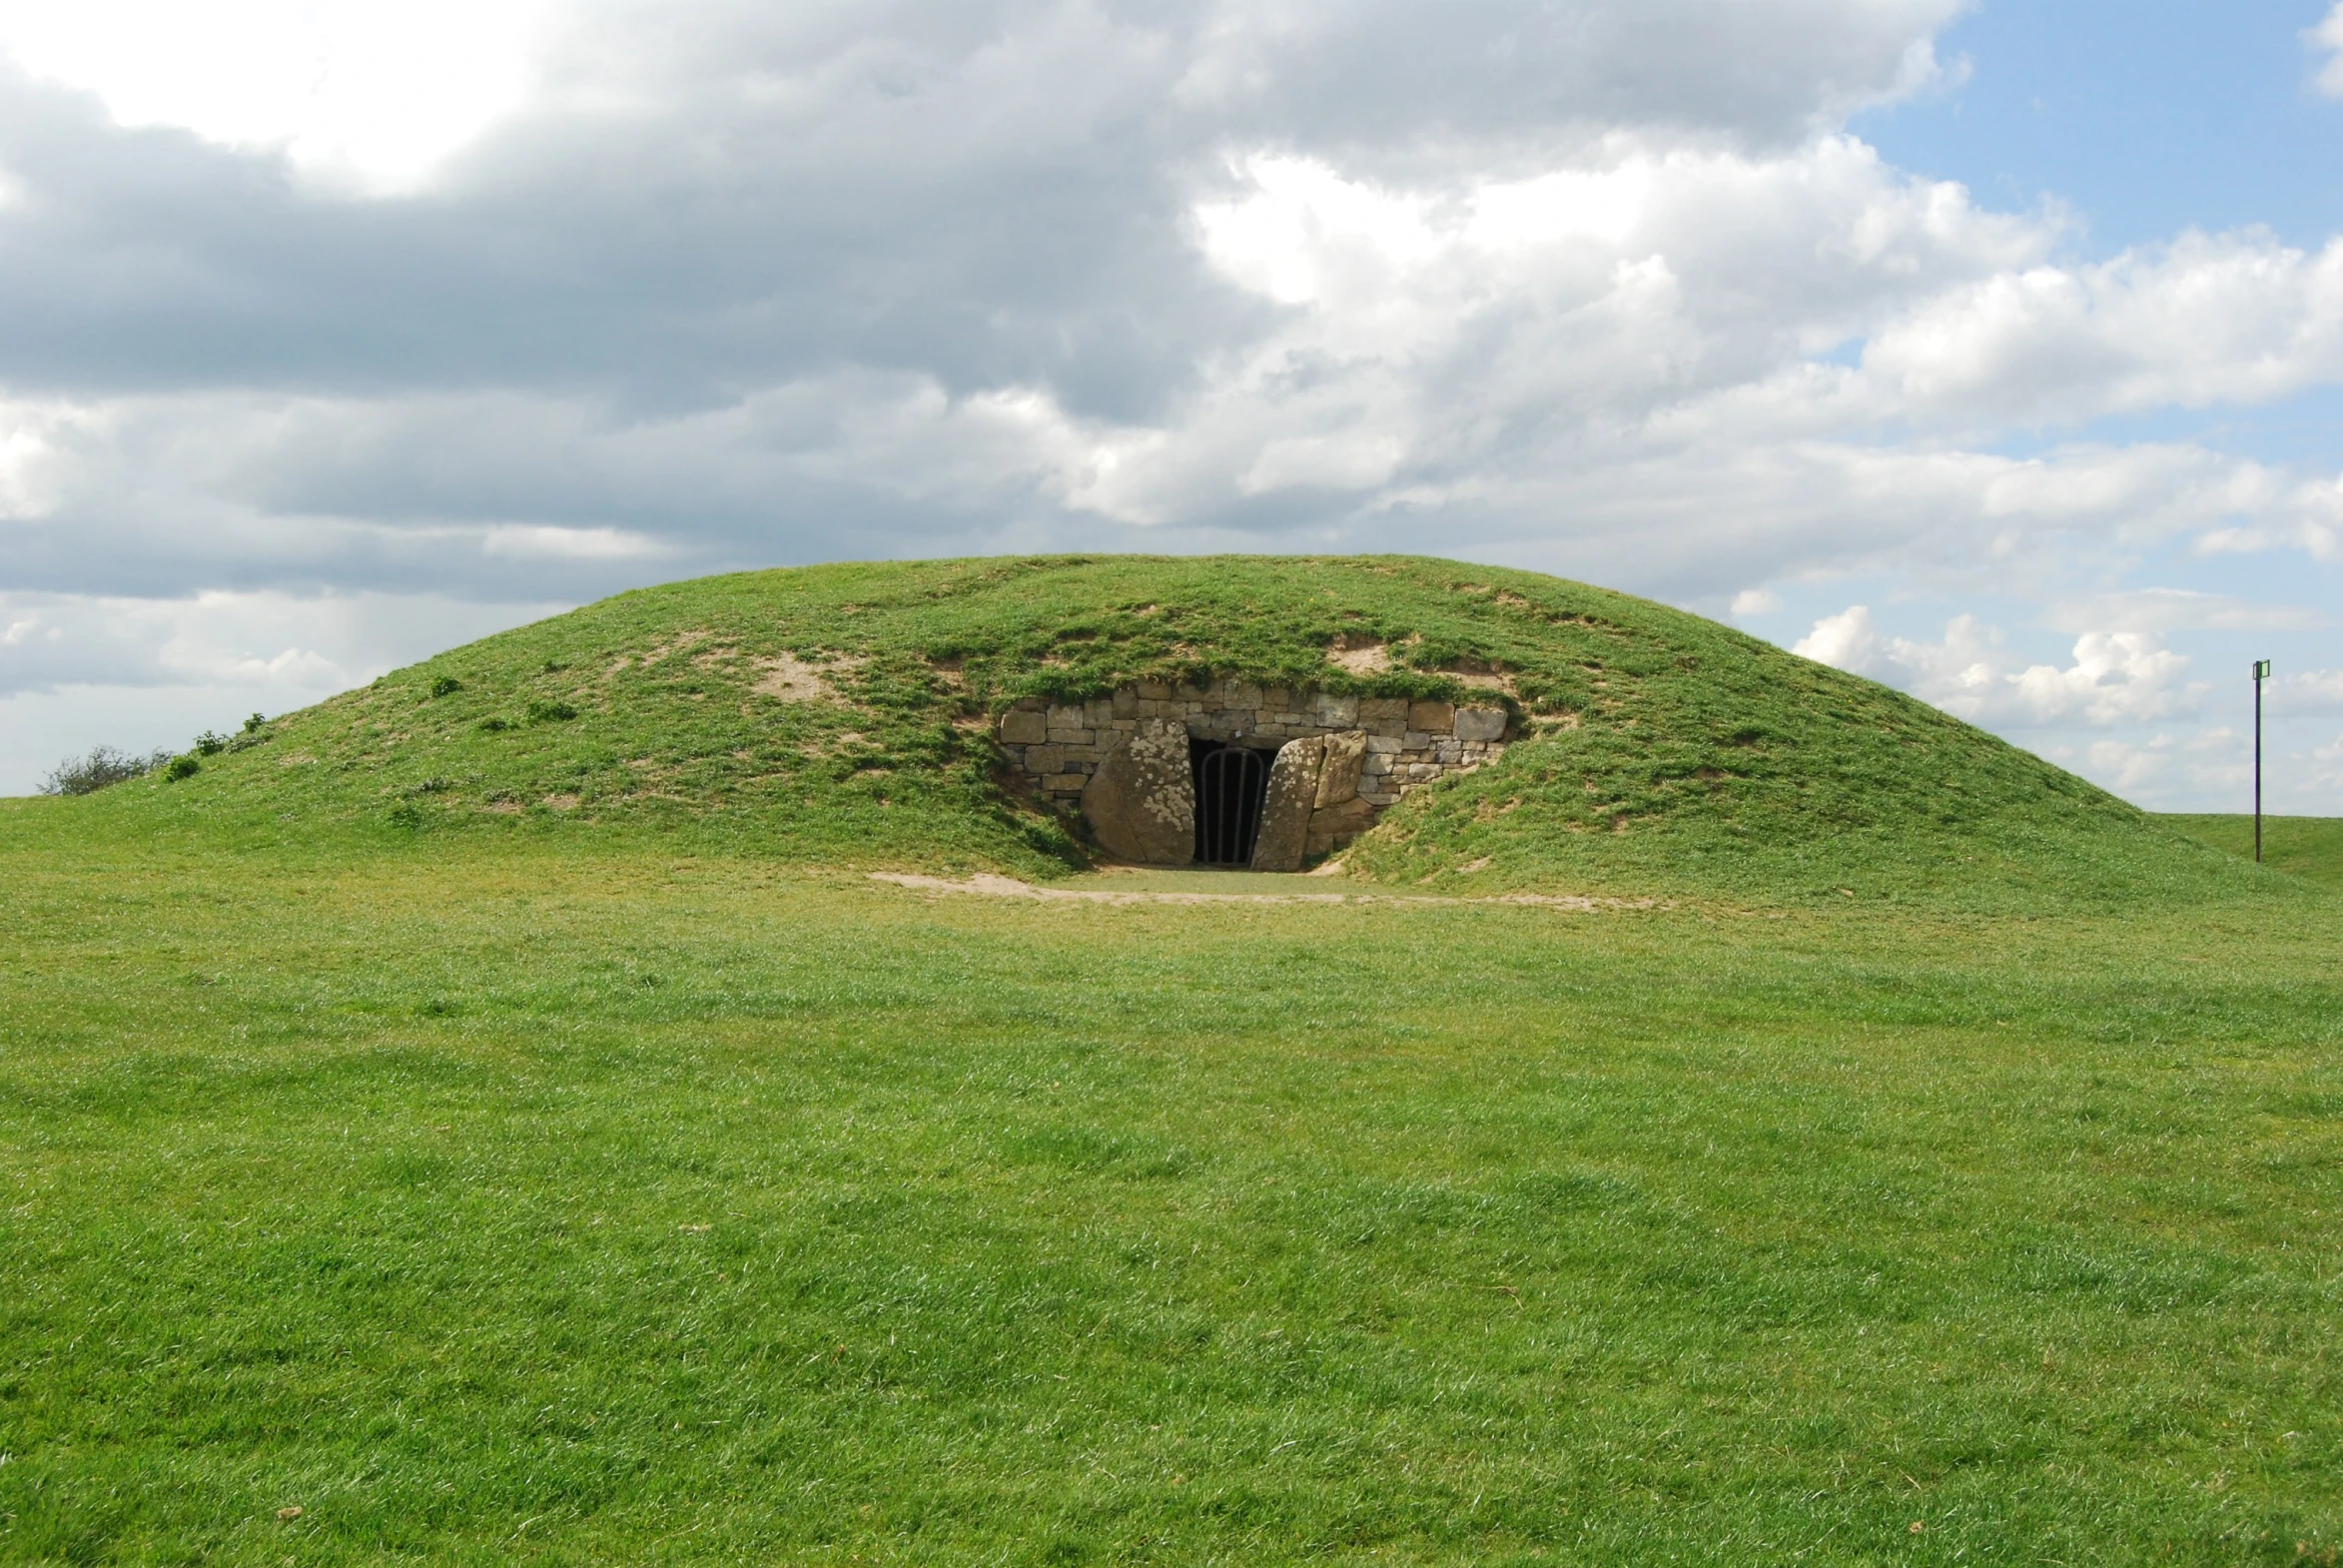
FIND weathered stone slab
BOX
[1081,717,1194,865]
[1454,706,1507,742]
[1310,692,1360,725]
[1305,796,1377,857]
[1408,699,1455,734]
[1313,729,1368,808]
[1250,736,1325,872]
[999,709,1049,745]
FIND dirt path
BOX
[868,872,1655,911]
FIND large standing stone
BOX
[1250,736,1325,872]
[1082,718,1194,865]
[1313,729,1368,807]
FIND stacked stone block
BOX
[996,677,1509,856]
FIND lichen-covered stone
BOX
[999,709,1049,745]
[1081,718,1194,865]
[1250,736,1325,872]
[1314,729,1368,808]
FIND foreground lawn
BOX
[2164,814,2343,891]
[2,803,2340,1564]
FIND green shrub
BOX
[478,717,512,733]
[38,745,173,796]
[527,699,579,723]
[429,676,463,698]
[193,731,228,756]
[163,756,201,782]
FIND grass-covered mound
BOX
[119,555,2266,907]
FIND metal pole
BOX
[2253,659,2271,863]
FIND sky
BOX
[1,0,2340,811]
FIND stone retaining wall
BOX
[997,678,1510,862]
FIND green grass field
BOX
[2164,815,2343,891]
[4,799,2340,1565]
[9,559,2340,1562]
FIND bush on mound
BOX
[104,555,2264,908]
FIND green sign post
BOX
[2253,659,2272,863]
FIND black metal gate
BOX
[1194,744,1268,866]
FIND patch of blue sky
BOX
[1933,386,2343,467]
[1858,0,2343,255]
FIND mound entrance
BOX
[1192,740,1267,866]
[996,678,1511,870]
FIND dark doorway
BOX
[1191,740,1269,866]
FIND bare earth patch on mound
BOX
[868,872,1652,911]
[752,653,862,701]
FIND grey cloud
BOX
[1,0,2337,780]
[1172,0,1963,161]
[0,0,1962,409]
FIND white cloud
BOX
[477,524,671,562]
[2058,727,2244,803]
[2311,4,2343,97]
[1859,232,2343,424]
[1793,602,1887,672]
[2276,666,2343,715]
[0,588,562,699]
[1796,605,2206,727]
[1732,587,1782,616]
[2039,588,2324,636]
[0,0,558,191]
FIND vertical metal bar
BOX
[1241,748,1262,861]
[1209,751,1220,863]
[1230,750,1245,864]
[2254,663,2264,864]
[1201,749,1227,864]
[1216,752,1229,864]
